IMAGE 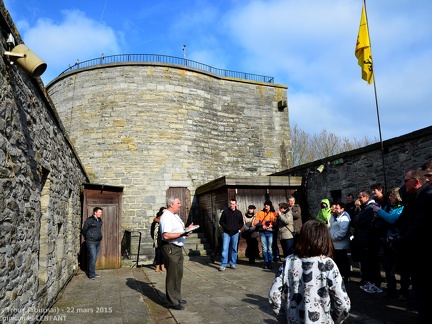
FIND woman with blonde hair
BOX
[269,219,350,323]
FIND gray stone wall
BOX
[46,65,290,236]
[0,4,88,322]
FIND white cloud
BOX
[220,0,432,140]
[3,0,432,140]
[20,9,121,83]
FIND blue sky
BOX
[4,0,432,142]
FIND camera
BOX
[265,221,271,226]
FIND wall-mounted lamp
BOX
[278,100,287,111]
[3,34,47,78]
[317,164,325,173]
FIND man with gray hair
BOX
[391,168,432,323]
[160,197,196,310]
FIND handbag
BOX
[287,226,299,242]
[241,230,251,239]
[255,222,263,231]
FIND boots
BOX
[161,264,165,271]
[155,265,160,272]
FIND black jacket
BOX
[393,183,432,257]
[345,202,356,219]
[219,208,243,236]
[353,199,375,243]
[81,215,103,242]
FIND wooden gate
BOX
[85,205,119,269]
[82,184,123,269]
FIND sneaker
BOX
[374,285,383,293]
[95,273,101,277]
[360,281,371,290]
[218,266,226,271]
[364,283,383,293]
[230,265,236,270]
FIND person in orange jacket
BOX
[253,200,277,269]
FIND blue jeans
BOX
[221,232,240,267]
[259,231,273,265]
[86,241,100,278]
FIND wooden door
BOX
[166,187,190,224]
[85,204,120,269]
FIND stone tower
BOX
[46,59,290,254]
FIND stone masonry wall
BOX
[46,65,290,239]
[0,4,88,322]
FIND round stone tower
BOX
[46,58,290,234]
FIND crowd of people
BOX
[267,160,432,323]
[213,160,432,323]
[306,159,431,324]
[149,159,432,322]
[242,197,302,270]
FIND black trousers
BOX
[334,249,351,279]
[245,237,259,261]
[154,246,165,266]
[359,241,381,286]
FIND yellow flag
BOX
[355,4,373,84]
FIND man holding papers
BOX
[160,196,196,310]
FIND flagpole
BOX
[363,0,388,191]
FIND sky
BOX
[4,0,432,142]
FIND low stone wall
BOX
[275,126,432,218]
